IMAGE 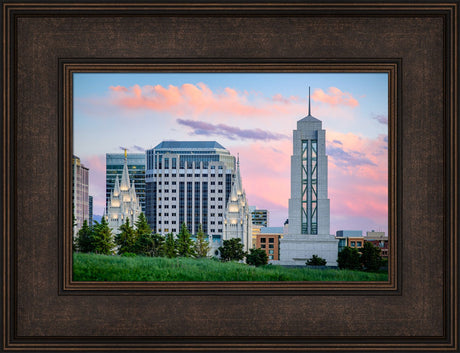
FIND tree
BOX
[337,247,362,270]
[164,232,177,258]
[194,224,210,258]
[75,220,94,253]
[246,248,268,267]
[361,242,384,271]
[218,238,246,262]
[134,213,151,237]
[135,232,165,257]
[176,223,195,257]
[91,217,115,255]
[115,218,137,255]
[306,254,327,266]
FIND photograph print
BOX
[72,72,389,281]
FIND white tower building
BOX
[279,88,338,266]
[105,150,142,234]
[222,157,253,252]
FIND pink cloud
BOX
[327,131,388,232]
[106,83,307,123]
[312,87,359,107]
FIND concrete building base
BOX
[279,234,339,266]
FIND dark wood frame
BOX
[2,1,458,351]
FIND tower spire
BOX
[308,86,311,116]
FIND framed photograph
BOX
[2,1,458,351]
[71,71,390,283]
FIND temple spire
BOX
[120,154,130,191]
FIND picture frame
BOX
[2,1,458,351]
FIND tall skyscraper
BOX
[279,89,338,266]
[146,141,249,241]
[106,153,146,213]
[105,150,143,233]
[72,155,89,236]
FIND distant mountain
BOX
[92,214,102,223]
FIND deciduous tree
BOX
[218,238,246,262]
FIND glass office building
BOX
[106,153,146,213]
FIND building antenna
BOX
[308,86,311,116]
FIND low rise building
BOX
[365,231,388,258]
[256,227,283,261]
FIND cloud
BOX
[327,145,377,168]
[373,114,388,125]
[132,145,145,152]
[105,83,309,126]
[176,119,289,141]
[332,139,343,145]
[119,146,128,151]
[312,87,359,107]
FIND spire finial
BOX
[308,86,311,116]
[237,153,240,166]
[124,148,127,159]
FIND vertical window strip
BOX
[301,141,308,234]
[311,140,318,234]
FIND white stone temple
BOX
[279,88,338,266]
[222,156,253,252]
[104,150,142,234]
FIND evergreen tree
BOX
[91,217,115,255]
[194,224,210,258]
[164,232,177,258]
[337,246,362,270]
[176,222,196,257]
[135,232,165,257]
[134,213,151,237]
[218,238,246,262]
[246,248,268,267]
[115,218,137,255]
[75,220,94,253]
[361,242,384,271]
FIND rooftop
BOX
[154,141,226,150]
[260,226,284,234]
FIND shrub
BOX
[247,248,268,267]
[337,247,362,270]
[306,254,327,266]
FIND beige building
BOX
[72,155,89,236]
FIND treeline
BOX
[74,213,210,258]
[337,243,387,272]
[74,213,269,267]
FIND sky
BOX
[74,72,388,235]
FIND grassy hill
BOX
[73,253,388,281]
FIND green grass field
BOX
[73,253,388,281]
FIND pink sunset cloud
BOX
[327,132,388,231]
[312,87,359,107]
[106,83,307,123]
